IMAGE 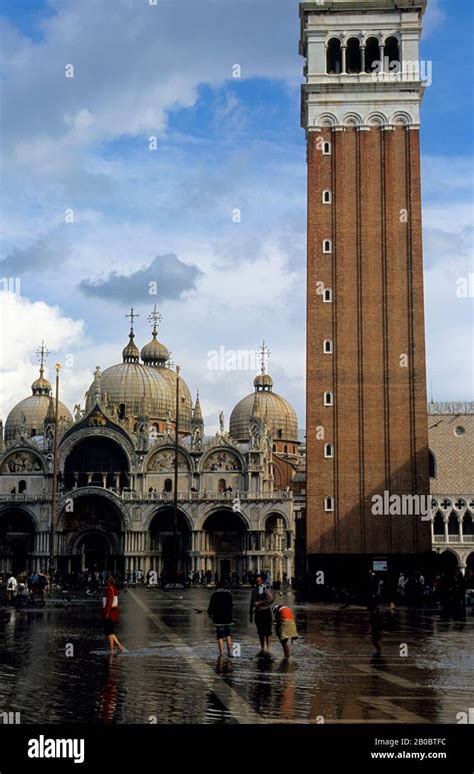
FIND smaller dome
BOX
[141,332,169,366]
[254,372,273,390]
[31,374,51,395]
[31,365,52,396]
[122,332,140,363]
[5,395,72,442]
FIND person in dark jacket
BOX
[208,580,233,656]
[249,574,274,654]
[368,603,383,656]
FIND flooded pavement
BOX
[0,587,472,724]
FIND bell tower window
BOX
[327,38,342,74]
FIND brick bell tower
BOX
[300,0,431,581]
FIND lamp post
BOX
[49,363,61,579]
[173,365,180,584]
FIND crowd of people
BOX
[2,571,49,607]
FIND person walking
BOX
[249,574,274,654]
[272,603,298,659]
[102,575,124,655]
[207,580,233,657]
[6,574,18,605]
[368,603,384,656]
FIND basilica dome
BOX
[229,368,298,443]
[5,366,72,442]
[85,321,192,434]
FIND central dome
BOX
[85,314,192,433]
[98,361,174,419]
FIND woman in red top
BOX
[103,575,124,654]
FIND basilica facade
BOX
[0,312,299,582]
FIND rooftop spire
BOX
[141,304,169,366]
[123,308,140,363]
[254,340,273,392]
[192,389,203,425]
[32,341,52,395]
[257,340,271,374]
[147,303,163,337]
[126,306,139,334]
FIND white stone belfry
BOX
[300,0,429,131]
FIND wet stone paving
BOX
[0,587,473,724]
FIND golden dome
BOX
[141,332,169,365]
[91,362,175,419]
[254,372,273,390]
[155,366,192,431]
[85,319,192,433]
[230,392,298,443]
[5,372,72,442]
[31,366,52,396]
[122,332,140,363]
[230,359,298,443]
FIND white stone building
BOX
[0,313,298,583]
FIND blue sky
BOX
[0,0,472,431]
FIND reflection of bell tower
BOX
[300,0,431,568]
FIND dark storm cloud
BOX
[78,253,203,302]
[0,238,72,274]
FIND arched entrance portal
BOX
[202,510,247,581]
[0,508,36,575]
[63,436,130,492]
[57,494,124,578]
[75,531,113,574]
[466,551,474,577]
[149,508,190,579]
[264,514,288,584]
[437,549,459,574]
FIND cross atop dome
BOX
[36,341,49,374]
[147,304,163,335]
[32,341,52,396]
[123,308,140,363]
[126,307,139,334]
[257,340,271,374]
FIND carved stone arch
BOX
[325,32,344,44]
[1,447,47,475]
[439,546,462,566]
[383,31,401,43]
[318,112,338,128]
[342,112,362,127]
[69,526,120,556]
[145,444,193,474]
[199,447,245,474]
[366,111,388,127]
[147,504,194,533]
[391,111,412,126]
[258,508,291,531]
[0,503,41,532]
[57,427,135,472]
[194,504,251,532]
[57,486,131,530]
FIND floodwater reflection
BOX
[0,587,472,724]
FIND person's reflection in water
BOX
[215,654,233,677]
[100,653,123,724]
[249,653,274,715]
[277,658,297,719]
